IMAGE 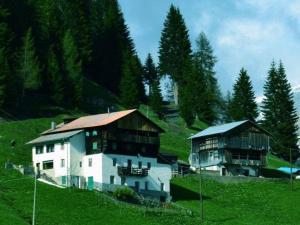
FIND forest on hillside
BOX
[0,0,298,160]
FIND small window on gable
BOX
[92,130,98,136]
[36,146,43,154]
[61,159,65,168]
[88,158,92,167]
[46,144,54,153]
[86,131,90,137]
[110,176,114,184]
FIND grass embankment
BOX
[171,175,300,225]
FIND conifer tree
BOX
[143,53,158,95]
[149,78,163,115]
[0,48,9,108]
[63,30,83,107]
[229,68,258,121]
[48,46,64,105]
[262,61,299,159]
[223,91,233,123]
[193,32,221,124]
[19,28,41,95]
[159,4,192,105]
[119,53,140,108]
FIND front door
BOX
[87,176,94,190]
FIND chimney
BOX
[51,121,56,130]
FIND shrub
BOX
[113,187,138,203]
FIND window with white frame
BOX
[35,146,43,154]
[46,144,54,153]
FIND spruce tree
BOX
[149,78,163,115]
[262,61,299,159]
[0,48,9,108]
[63,30,83,107]
[143,53,158,95]
[19,28,41,95]
[119,53,140,108]
[48,46,64,105]
[193,32,221,124]
[159,4,192,105]
[229,68,258,121]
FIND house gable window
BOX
[43,160,53,170]
[88,158,92,167]
[35,146,43,154]
[61,159,65,168]
[46,144,54,153]
[110,176,114,184]
[92,130,98,136]
[85,131,90,137]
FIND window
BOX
[43,160,53,170]
[85,131,90,137]
[112,142,117,151]
[61,142,64,150]
[160,183,164,191]
[121,177,126,185]
[61,159,65,168]
[138,162,142,169]
[110,176,114,184]
[35,146,43,154]
[88,158,92,167]
[92,142,98,151]
[79,161,82,167]
[61,176,67,185]
[145,181,149,191]
[46,144,54,153]
[92,130,98,136]
[113,158,117,166]
[147,162,151,169]
[213,151,219,160]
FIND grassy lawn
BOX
[171,175,300,225]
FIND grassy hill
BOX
[0,80,296,225]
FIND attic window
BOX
[36,146,43,154]
[92,130,98,136]
[46,144,54,153]
[86,131,90,137]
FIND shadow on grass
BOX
[171,183,211,201]
[261,168,290,178]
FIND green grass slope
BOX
[172,175,300,225]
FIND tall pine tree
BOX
[63,30,83,107]
[143,53,158,96]
[262,61,299,159]
[48,46,64,105]
[19,28,41,95]
[159,4,192,105]
[229,68,258,121]
[193,32,221,124]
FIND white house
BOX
[28,109,173,202]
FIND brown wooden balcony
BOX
[117,166,149,177]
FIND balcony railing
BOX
[117,166,149,177]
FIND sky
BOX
[118,0,300,97]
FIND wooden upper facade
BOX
[190,120,270,167]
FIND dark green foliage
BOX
[262,61,299,159]
[143,53,158,95]
[120,53,140,108]
[222,91,233,122]
[159,5,192,104]
[193,32,221,125]
[18,28,41,93]
[63,30,83,107]
[229,68,258,121]
[113,187,138,203]
[48,46,64,105]
[149,79,163,114]
[0,48,9,108]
